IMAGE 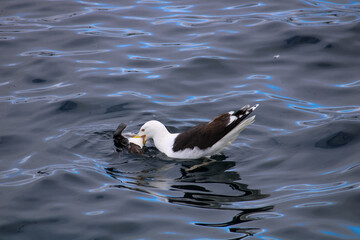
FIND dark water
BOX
[1,0,360,239]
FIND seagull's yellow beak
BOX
[133,134,146,145]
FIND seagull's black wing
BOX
[172,105,257,151]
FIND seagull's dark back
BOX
[172,105,256,152]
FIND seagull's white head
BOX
[134,120,168,146]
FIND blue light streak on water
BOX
[137,0,170,4]
[222,3,265,10]
[188,32,215,37]
[146,75,161,79]
[137,195,162,203]
[233,84,248,88]
[116,44,133,48]
[112,88,341,113]
[152,90,256,106]
[217,29,239,33]
[320,230,354,239]
[150,14,215,27]
[335,79,360,88]
[253,229,283,240]
[256,236,283,240]
[84,210,105,215]
[184,55,228,60]
[108,67,151,75]
[293,201,334,208]
[128,55,164,61]
[107,91,153,99]
[140,41,207,49]
[265,84,282,92]
[154,94,174,98]
[348,226,360,236]
[77,0,107,6]
[179,46,210,51]
[76,60,106,64]
[158,5,193,13]
[77,67,100,72]
[301,0,360,9]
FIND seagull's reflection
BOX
[105,154,272,238]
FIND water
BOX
[1,0,360,239]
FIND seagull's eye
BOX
[141,129,145,132]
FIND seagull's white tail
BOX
[210,115,256,155]
[227,115,255,143]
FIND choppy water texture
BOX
[1,0,360,239]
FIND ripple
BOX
[247,75,272,80]
[223,3,265,10]
[84,210,105,216]
[76,60,106,64]
[184,55,228,60]
[336,79,360,88]
[0,17,52,33]
[291,105,360,126]
[0,36,15,40]
[275,182,347,192]
[73,25,151,38]
[0,92,86,104]
[37,10,92,23]
[160,5,193,13]
[153,90,256,106]
[0,81,10,86]
[137,0,170,4]
[157,15,216,25]
[322,162,360,175]
[140,41,209,51]
[20,49,110,57]
[244,212,284,220]
[128,55,165,61]
[14,82,72,94]
[321,226,360,239]
[81,64,179,76]
[0,163,96,187]
[146,75,161,79]
[229,181,360,210]
[107,91,152,99]
[0,168,20,180]
[294,201,334,208]
[124,2,360,28]
[19,153,36,164]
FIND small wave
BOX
[336,79,360,88]
[160,5,193,13]
[0,162,100,187]
[0,92,86,104]
[14,82,72,94]
[223,3,265,10]
[123,2,360,28]
[153,90,257,106]
[229,181,360,210]
[79,64,179,76]
[76,25,151,38]
[20,49,110,57]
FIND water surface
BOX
[1,0,360,239]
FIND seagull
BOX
[134,104,259,159]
